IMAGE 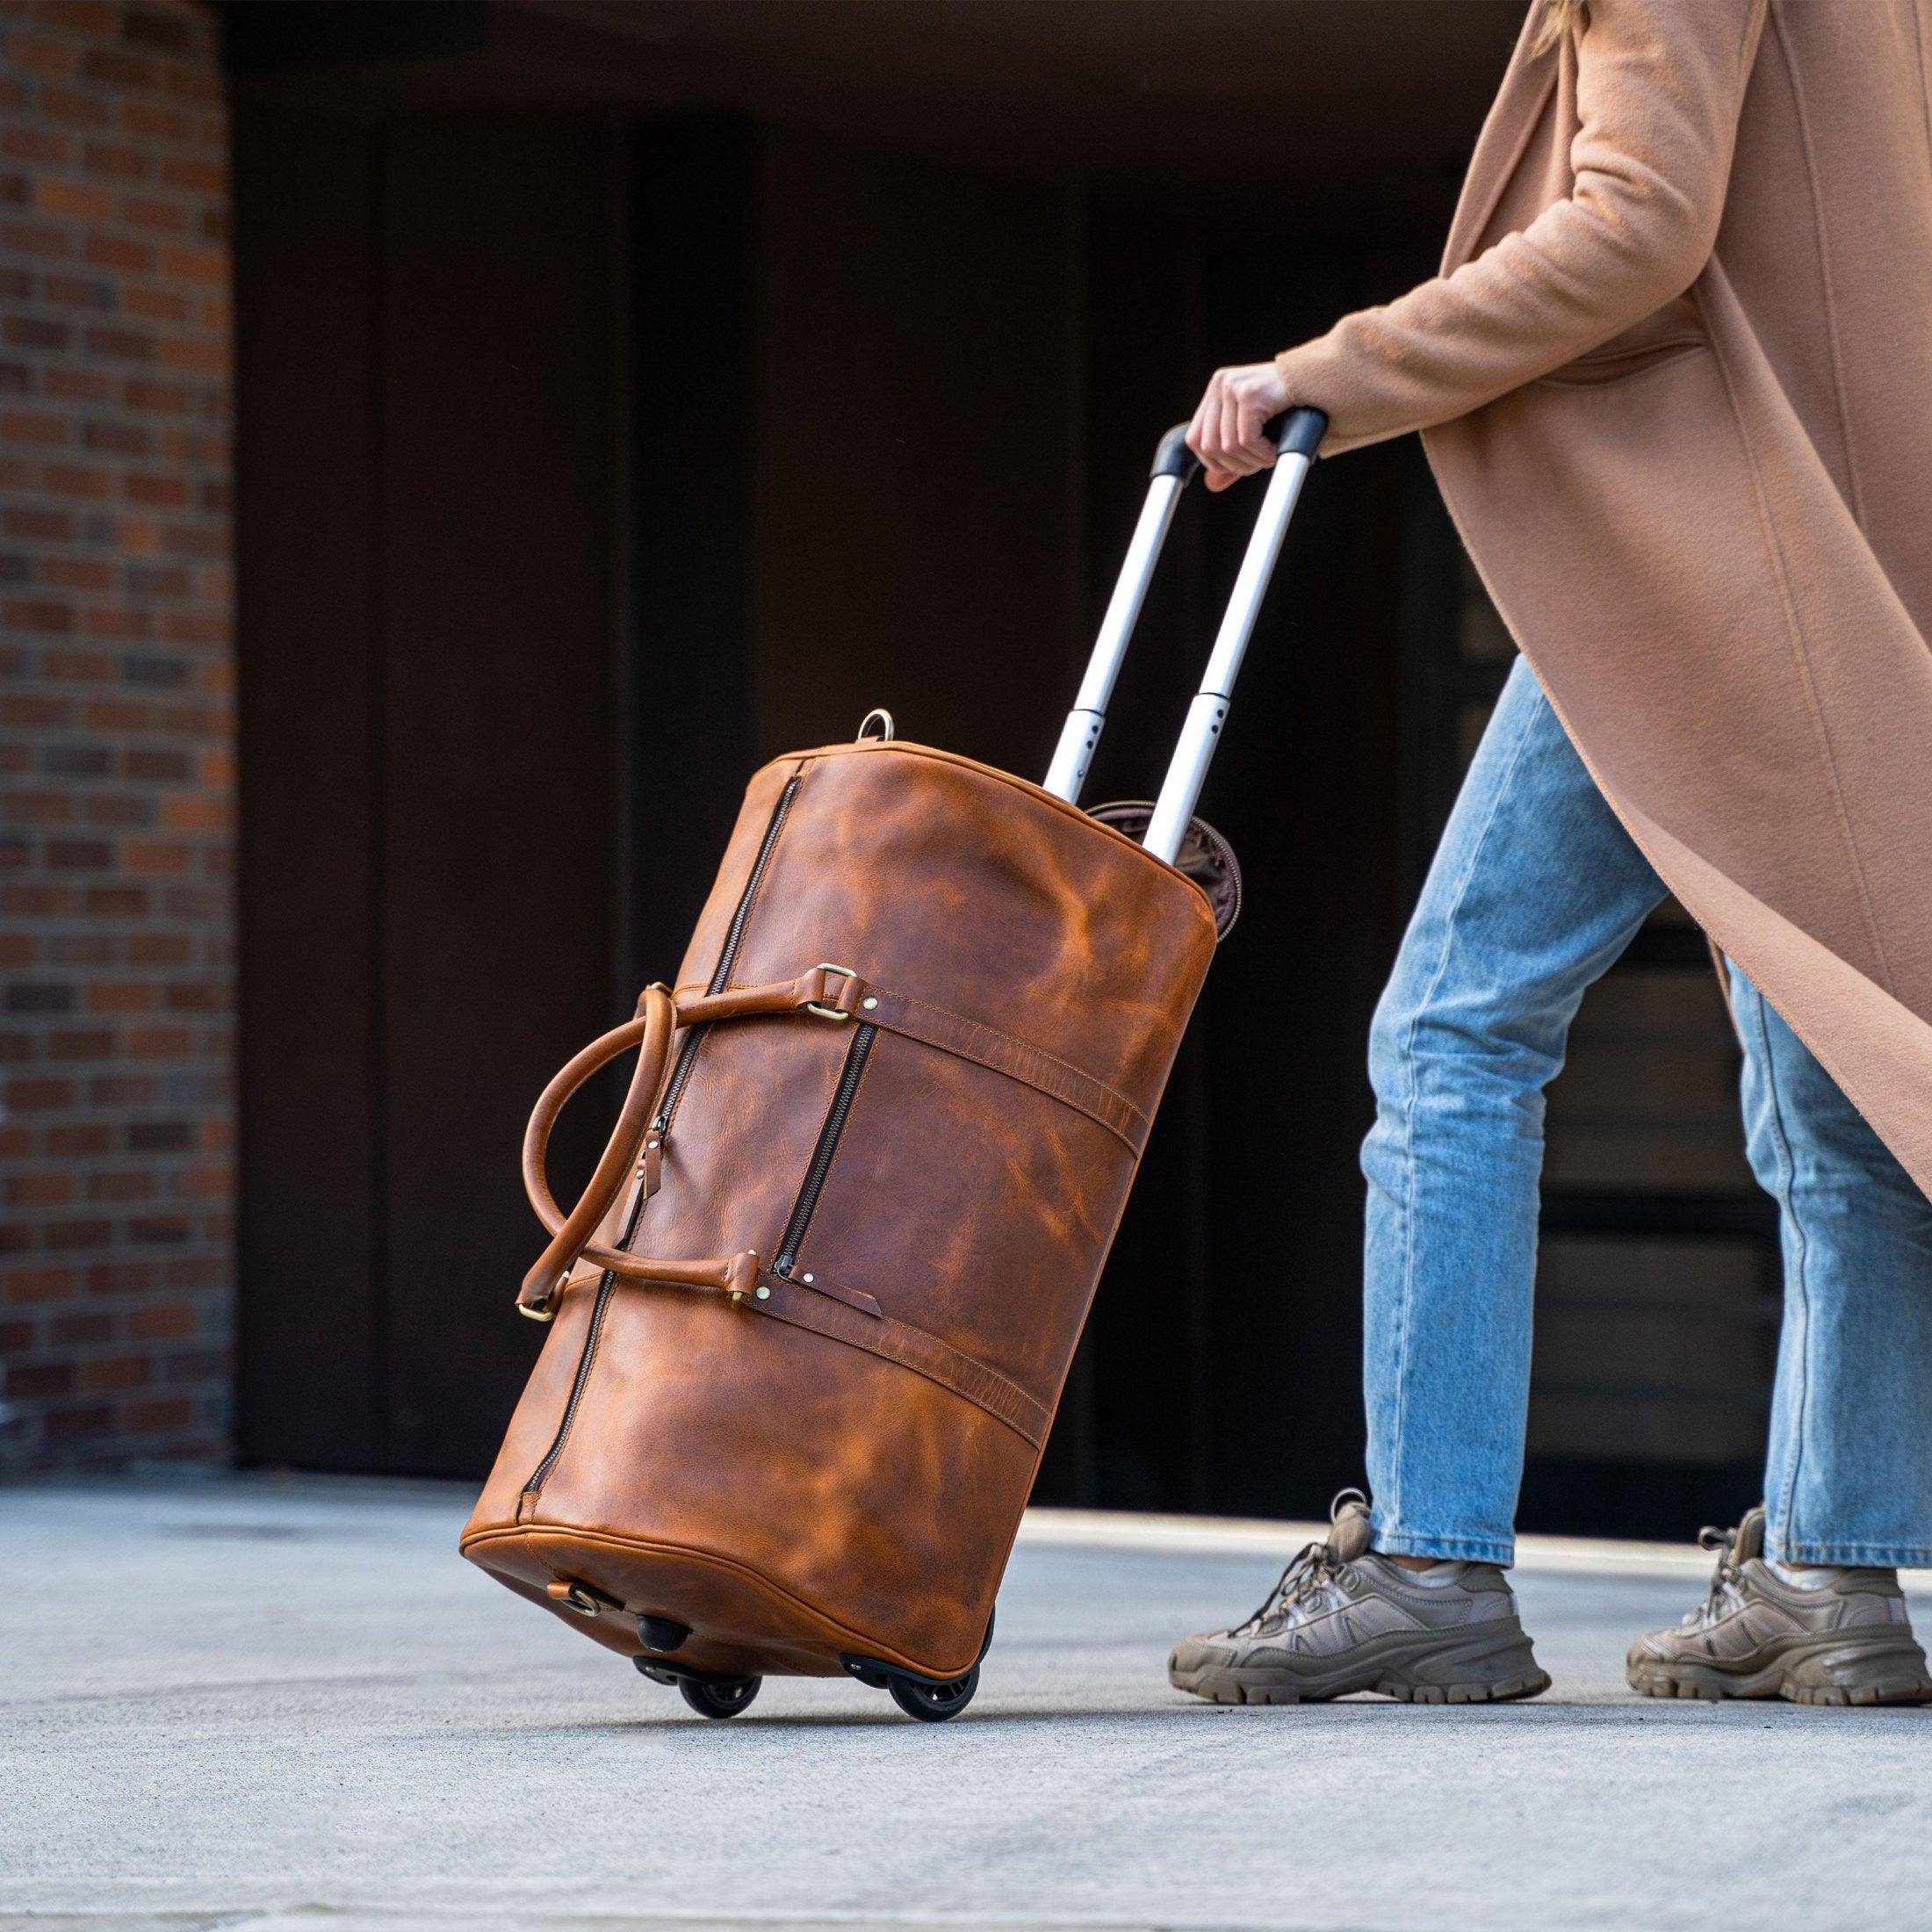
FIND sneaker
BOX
[1167,1491,1552,1705]
[1626,1505,1932,1706]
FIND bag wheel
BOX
[887,1662,978,1722]
[678,1675,761,1719]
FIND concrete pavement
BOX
[4,1474,1930,1932]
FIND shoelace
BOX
[1686,1522,1742,1628]
[1235,1489,1364,1634]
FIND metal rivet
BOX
[861,996,878,1010]
[802,1272,813,1283]
[755,1285,769,1301]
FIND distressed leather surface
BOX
[463,740,1218,1681]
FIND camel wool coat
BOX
[1275,0,1932,1196]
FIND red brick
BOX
[42,2,119,38]
[4,505,72,540]
[80,1353,149,1391]
[128,1301,191,1341]
[35,176,114,222]
[5,32,82,76]
[0,410,71,447]
[50,1310,114,1345]
[41,554,115,589]
[6,1076,76,1110]
[87,1170,154,1204]
[39,83,112,126]
[9,1171,75,1208]
[45,1218,113,1250]
[4,789,75,823]
[86,1258,155,1294]
[41,1402,114,1442]
[122,1394,192,1431]
[82,136,150,179]
[5,1266,76,1305]
[83,323,156,363]
[45,1031,112,1067]
[43,364,116,402]
[0,217,75,258]
[7,1359,76,1398]
[3,127,73,165]
[83,229,152,272]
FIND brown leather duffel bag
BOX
[461,411,1324,1720]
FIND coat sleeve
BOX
[1275,0,1768,454]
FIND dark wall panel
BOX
[378,119,619,1474]
[234,107,382,1470]
[625,121,761,989]
[753,133,1078,776]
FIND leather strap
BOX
[856,987,1148,1150]
[671,968,1149,1150]
[753,1271,1049,1447]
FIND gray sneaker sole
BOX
[1627,1631,1932,1707]
[1169,1623,1552,1706]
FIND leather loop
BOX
[674,964,865,1026]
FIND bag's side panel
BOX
[795,1030,1134,1400]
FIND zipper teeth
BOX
[523,771,803,1501]
[774,1022,876,1277]
[652,774,801,1134]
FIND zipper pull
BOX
[638,1129,663,1201]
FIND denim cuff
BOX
[1369,1519,1514,1567]
[1767,1537,1932,1567]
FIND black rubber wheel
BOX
[888,1662,979,1722]
[678,1675,761,1719]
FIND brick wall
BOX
[0,0,233,1467]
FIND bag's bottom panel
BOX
[462,1523,983,1681]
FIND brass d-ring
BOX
[805,962,859,1022]
[855,708,895,742]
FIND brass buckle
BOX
[805,962,858,1022]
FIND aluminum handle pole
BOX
[1042,472,1185,803]
[1142,446,1313,863]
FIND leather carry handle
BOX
[518,985,758,1318]
[516,970,865,1318]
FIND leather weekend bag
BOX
[460,410,1325,1721]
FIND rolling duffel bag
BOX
[460,409,1327,1719]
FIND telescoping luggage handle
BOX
[1043,407,1327,864]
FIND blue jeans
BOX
[1362,657,1932,1567]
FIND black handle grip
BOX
[1263,407,1329,458]
[1151,422,1202,485]
[1150,406,1328,486]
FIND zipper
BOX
[518,1184,642,1508]
[520,770,803,1510]
[773,1021,876,1279]
[652,773,801,1136]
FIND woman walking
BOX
[1171,0,1932,1705]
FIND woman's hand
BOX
[1186,361,1293,492]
